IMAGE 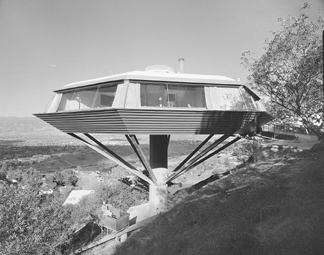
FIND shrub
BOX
[231,139,254,157]
[89,181,148,216]
[54,169,78,186]
[0,172,74,255]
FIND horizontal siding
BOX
[34,108,268,135]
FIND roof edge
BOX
[62,71,237,89]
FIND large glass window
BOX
[214,87,245,110]
[57,85,118,111]
[95,86,117,108]
[54,81,265,112]
[239,87,258,111]
[140,83,206,108]
[204,86,264,111]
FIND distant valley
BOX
[0,116,59,133]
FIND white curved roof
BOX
[62,71,238,90]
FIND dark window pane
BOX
[96,86,117,108]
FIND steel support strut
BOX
[166,135,241,183]
[67,133,154,185]
[167,134,230,183]
[67,133,241,190]
[173,134,214,173]
[180,136,241,173]
[125,135,158,184]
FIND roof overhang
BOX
[54,71,261,100]
[56,71,238,92]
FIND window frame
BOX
[56,82,120,112]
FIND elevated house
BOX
[37,66,269,135]
[35,61,272,218]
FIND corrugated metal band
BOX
[34,108,265,134]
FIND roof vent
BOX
[178,58,184,73]
[145,65,175,73]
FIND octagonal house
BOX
[35,65,272,216]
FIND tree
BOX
[0,162,8,175]
[54,169,78,187]
[242,4,324,139]
[0,170,74,255]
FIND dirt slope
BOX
[111,141,324,255]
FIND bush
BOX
[0,171,74,255]
[96,182,148,215]
[231,139,254,157]
[54,169,78,186]
[65,181,149,229]
[0,167,149,254]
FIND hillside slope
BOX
[0,117,55,133]
[112,142,324,255]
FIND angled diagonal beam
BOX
[173,134,214,173]
[171,136,241,181]
[190,136,241,168]
[181,134,230,171]
[125,135,157,184]
[68,133,91,144]
[84,133,134,168]
[132,135,140,144]
[83,133,154,184]
[167,134,230,183]
[68,133,154,185]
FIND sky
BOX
[0,0,324,117]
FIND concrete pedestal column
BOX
[149,135,169,216]
[149,168,168,216]
[149,135,168,169]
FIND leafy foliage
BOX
[242,4,324,139]
[64,181,148,237]
[0,160,148,254]
[54,169,78,186]
[0,169,73,255]
[98,182,148,214]
[0,163,8,175]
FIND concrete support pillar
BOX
[149,135,169,216]
[149,135,168,169]
[149,168,168,216]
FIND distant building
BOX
[63,190,94,205]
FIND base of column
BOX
[149,183,168,216]
[149,168,168,216]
